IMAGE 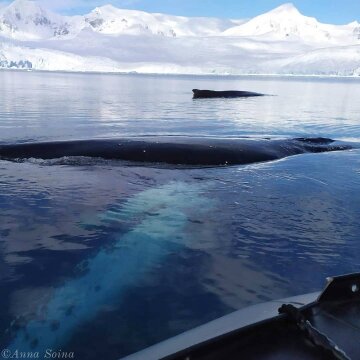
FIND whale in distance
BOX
[192,89,265,99]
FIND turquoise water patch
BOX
[8,181,214,352]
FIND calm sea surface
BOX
[0,71,360,359]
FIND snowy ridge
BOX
[0,0,237,40]
[0,0,359,76]
[223,3,360,45]
[84,5,237,37]
[0,0,81,40]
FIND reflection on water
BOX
[0,72,360,358]
[1,72,360,142]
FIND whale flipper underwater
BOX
[0,137,354,166]
[192,89,265,98]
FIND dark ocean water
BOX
[0,71,359,359]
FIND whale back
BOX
[0,137,353,166]
[192,89,265,99]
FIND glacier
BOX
[0,0,359,76]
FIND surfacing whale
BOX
[0,137,353,166]
[192,89,265,99]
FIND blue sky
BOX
[2,0,360,24]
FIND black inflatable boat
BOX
[121,273,360,360]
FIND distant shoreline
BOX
[1,67,360,80]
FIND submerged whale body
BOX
[7,181,211,352]
[0,137,353,166]
[192,89,265,99]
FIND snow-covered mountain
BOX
[84,5,237,37]
[0,0,238,40]
[0,0,359,76]
[223,3,360,46]
[0,0,82,40]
